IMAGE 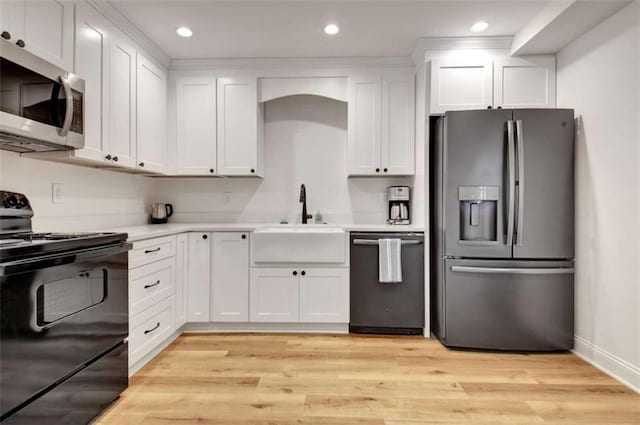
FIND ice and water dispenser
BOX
[458,186,499,243]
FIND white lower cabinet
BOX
[299,268,349,323]
[249,267,349,323]
[175,233,189,328]
[186,232,211,322]
[211,232,250,322]
[250,268,300,322]
[128,235,178,371]
[129,257,175,317]
[129,296,175,366]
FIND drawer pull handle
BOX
[144,247,161,254]
[144,322,160,335]
[144,280,161,289]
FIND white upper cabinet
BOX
[299,268,349,323]
[0,0,73,70]
[217,77,263,177]
[108,33,137,168]
[430,58,493,114]
[429,55,556,114]
[381,72,415,176]
[348,75,381,175]
[493,56,556,108]
[348,72,415,176]
[211,232,249,322]
[73,3,110,163]
[187,233,211,323]
[176,76,217,175]
[136,53,167,173]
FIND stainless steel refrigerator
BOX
[431,109,575,351]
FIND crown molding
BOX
[170,56,414,72]
[412,36,513,64]
[88,0,171,68]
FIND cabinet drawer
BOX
[130,258,175,317]
[130,236,176,268]
[129,297,175,366]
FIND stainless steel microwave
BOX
[0,39,84,153]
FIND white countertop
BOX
[104,223,425,242]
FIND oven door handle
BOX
[0,243,131,276]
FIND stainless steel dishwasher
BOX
[350,232,425,335]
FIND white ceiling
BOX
[111,0,551,59]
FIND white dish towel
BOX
[378,238,403,283]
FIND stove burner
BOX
[28,232,102,240]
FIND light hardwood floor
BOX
[96,333,639,425]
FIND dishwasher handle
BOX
[352,239,422,246]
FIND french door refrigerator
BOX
[431,109,575,351]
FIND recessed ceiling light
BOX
[471,21,489,32]
[324,24,340,35]
[176,27,193,38]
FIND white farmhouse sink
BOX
[252,225,346,263]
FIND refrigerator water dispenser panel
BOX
[458,186,499,243]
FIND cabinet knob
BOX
[250,169,255,173]
[487,106,493,109]
[139,162,145,167]
[202,234,208,240]
[301,270,306,276]
[112,156,119,162]
[1,31,10,40]
[209,168,214,173]
[383,168,388,173]
[375,168,380,173]
[241,234,247,239]
[292,271,297,276]
[15,39,25,48]
[105,154,112,160]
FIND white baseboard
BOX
[573,336,640,393]
[183,322,349,334]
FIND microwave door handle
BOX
[506,120,516,247]
[57,75,73,137]
[515,119,525,246]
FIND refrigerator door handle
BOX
[451,266,574,275]
[515,119,525,246]
[506,120,516,247]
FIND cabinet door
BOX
[493,56,556,108]
[74,3,110,163]
[430,59,493,114]
[136,53,167,173]
[176,76,217,175]
[175,233,188,328]
[1,0,73,70]
[187,233,211,322]
[299,268,349,323]
[108,34,137,168]
[381,73,415,176]
[250,269,299,322]
[217,77,262,176]
[347,75,382,175]
[211,232,249,322]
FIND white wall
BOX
[0,151,152,232]
[557,1,640,390]
[153,94,413,224]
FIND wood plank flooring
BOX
[96,333,640,425]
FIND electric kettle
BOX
[151,203,173,224]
